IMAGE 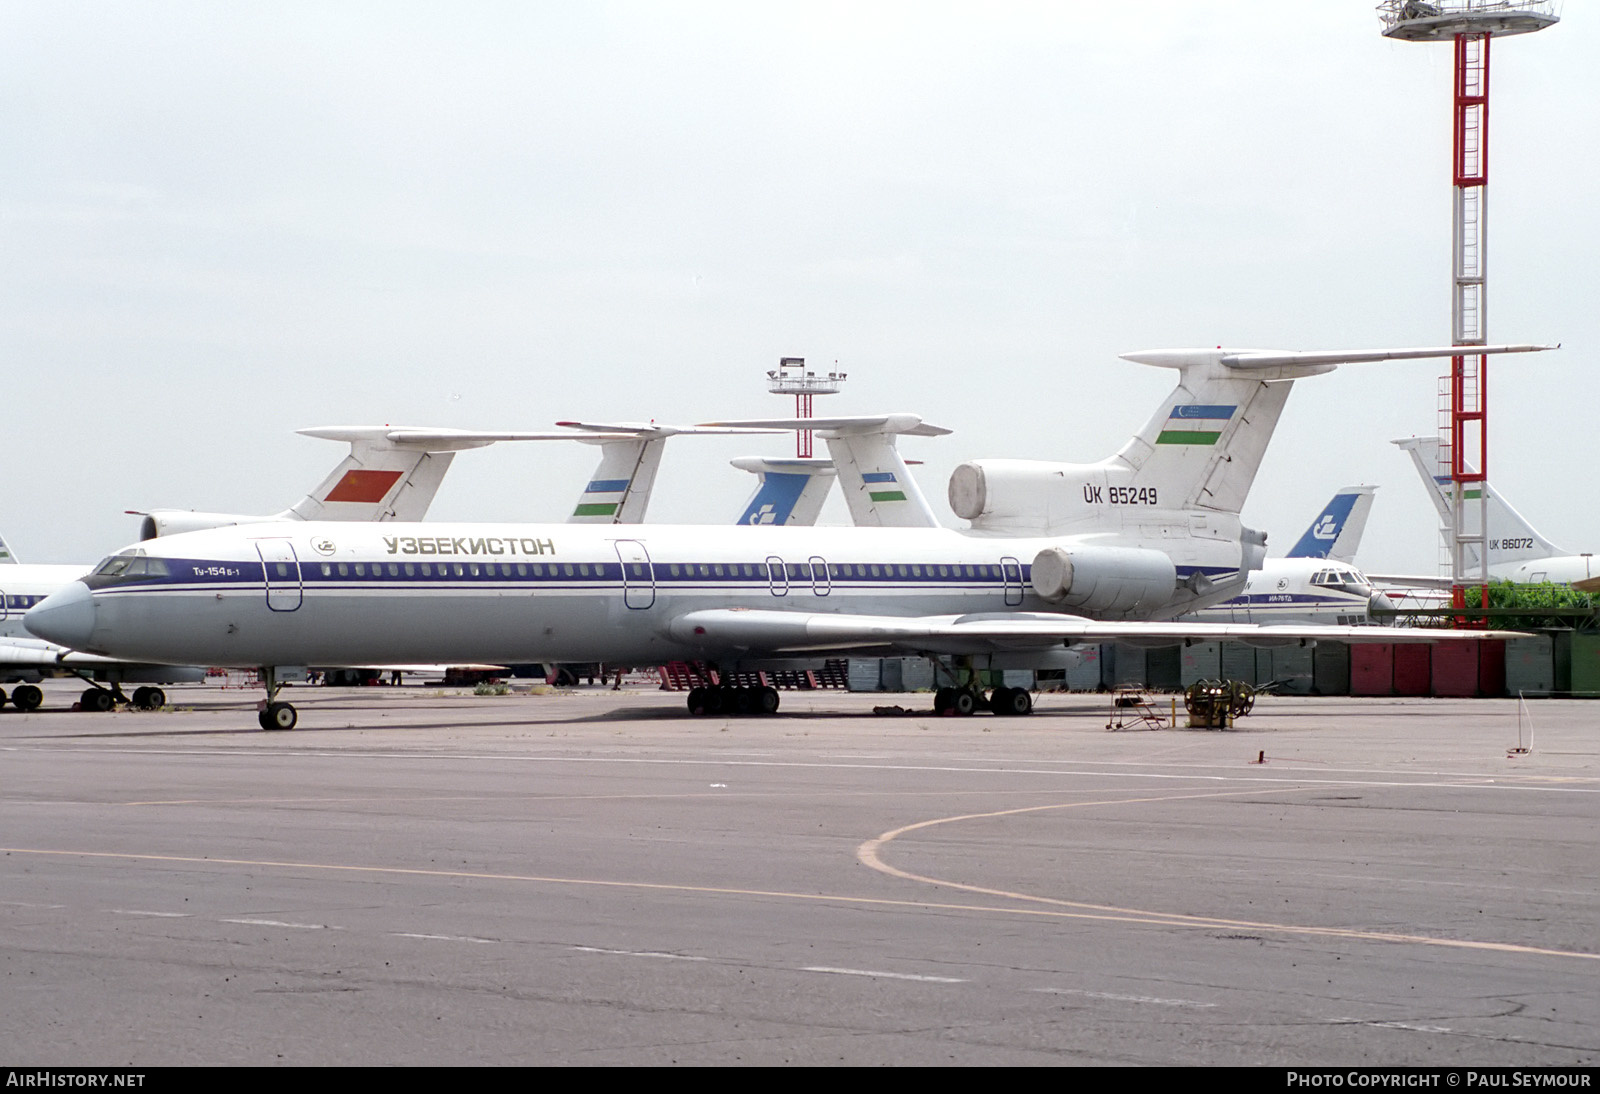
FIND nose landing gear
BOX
[256,667,299,731]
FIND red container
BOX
[1393,644,1432,696]
[1431,641,1479,697]
[1350,643,1394,696]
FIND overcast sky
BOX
[1,1,1590,571]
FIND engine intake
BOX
[138,510,265,540]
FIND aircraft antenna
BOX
[1378,0,1558,614]
[766,356,847,457]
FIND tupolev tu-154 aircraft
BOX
[1,425,640,711]
[26,343,1548,730]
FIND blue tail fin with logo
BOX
[1285,485,1376,562]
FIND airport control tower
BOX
[1378,0,1558,610]
[767,357,847,457]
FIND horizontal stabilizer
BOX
[1122,344,1555,372]
[555,421,782,439]
[700,415,952,438]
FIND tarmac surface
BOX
[1,679,1595,1066]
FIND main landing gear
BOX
[257,667,298,731]
[933,685,1033,717]
[74,684,166,712]
[0,684,43,711]
[932,657,1035,717]
[686,684,781,717]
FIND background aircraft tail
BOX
[557,422,783,524]
[1394,435,1567,570]
[703,415,948,528]
[1285,485,1377,562]
[731,458,837,525]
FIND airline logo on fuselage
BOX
[383,535,556,557]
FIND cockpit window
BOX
[93,553,138,577]
[85,551,170,588]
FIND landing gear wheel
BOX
[12,684,42,712]
[756,686,780,715]
[687,687,707,715]
[131,686,165,711]
[0,687,7,708]
[951,690,976,716]
[993,687,1033,716]
[81,688,114,713]
[259,702,297,731]
[934,687,954,714]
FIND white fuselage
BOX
[30,519,1250,669]
[1488,554,1597,585]
[1185,559,1384,626]
[0,563,94,680]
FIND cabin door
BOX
[257,540,304,612]
[614,540,656,610]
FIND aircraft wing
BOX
[1365,573,1456,590]
[664,609,1525,658]
[0,636,158,669]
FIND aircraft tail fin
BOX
[1110,346,1552,517]
[1285,485,1377,562]
[730,458,837,526]
[567,436,663,524]
[284,428,475,523]
[701,415,947,528]
[1394,435,1567,569]
[556,422,784,524]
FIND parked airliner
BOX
[1394,436,1596,584]
[27,344,1546,729]
[2,426,579,711]
[1186,486,1391,624]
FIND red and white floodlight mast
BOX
[1378,0,1558,611]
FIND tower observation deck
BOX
[767,357,847,457]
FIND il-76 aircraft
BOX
[1185,486,1390,625]
[26,344,1546,730]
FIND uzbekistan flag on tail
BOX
[572,479,630,518]
[1156,404,1236,445]
[862,471,906,503]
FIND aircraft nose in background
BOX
[25,581,97,650]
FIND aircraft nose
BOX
[1368,591,1397,618]
[25,581,97,649]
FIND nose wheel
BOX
[256,667,299,730]
[258,702,298,731]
